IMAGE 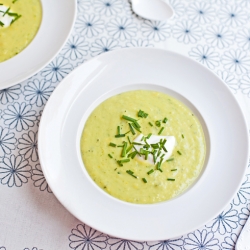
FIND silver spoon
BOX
[131,0,174,21]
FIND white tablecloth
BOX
[1,0,250,249]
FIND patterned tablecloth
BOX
[1,0,250,249]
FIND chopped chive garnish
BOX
[124,131,130,135]
[177,150,182,155]
[3,7,10,16]
[140,136,144,141]
[147,169,154,175]
[151,143,159,149]
[167,178,175,181]
[155,120,161,127]
[146,133,152,139]
[182,134,184,138]
[158,127,164,135]
[163,117,168,123]
[117,161,123,166]
[115,134,125,138]
[12,0,18,3]
[122,115,137,123]
[109,142,116,147]
[166,158,174,162]
[10,14,21,25]
[126,170,138,178]
[121,142,127,157]
[126,144,133,153]
[133,146,141,156]
[171,169,177,171]
[131,122,141,132]
[162,145,168,152]
[153,152,156,164]
[129,123,135,135]
[160,154,165,158]
[7,12,18,17]
[0,21,4,27]
[108,154,113,158]
[138,110,148,118]
[127,136,131,144]
[149,122,153,126]
[128,151,137,159]
[142,178,147,183]
[132,142,143,145]
[117,126,121,135]
[120,159,130,163]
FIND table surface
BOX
[1,0,250,249]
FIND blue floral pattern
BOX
[1,0,250,248]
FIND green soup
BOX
[0,0,42,62]
[80,90,206,204]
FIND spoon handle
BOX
[236,214,250,250]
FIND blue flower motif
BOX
[218,5,248,27]
[240,74,250,97]
[0,247,6,250]
[23,79,55,107]
[208,0,228,4]
[239,0,250,8]
[0,84,22,105]
[184,229,220,250]
[168,0,185,18]
[90,37,120,57]
[126,38,153,48]
[0,155,31,187]
[146,238,184,250]
[93,0,123,16]
[2,102,36,132]
[106,17,137,40]
[141,20,170,42]
[189,45,219,70]
[77,0,91,12]
[17,131,38,162]
[61,35,88,61]
[217,70,239,94]
[0,127,16,157]
[32,163,52,193]
[233,174,250,206]
[238,204,250,226]
[69,224,107,250]
[204,25,234,49]
[36,110,43,127]
[108,237,144,250]
[206,204,238,235]
[41,56,73,83]
[172,20,202,44]
[221,233,238,249]
[221,49,250,75]
[75,14,104,38]
[236,28,250,51]
[187,2,215,24]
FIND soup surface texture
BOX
[80,90,206,204]
[0,0,42,62]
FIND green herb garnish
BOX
[177,150,182,155]
[108,154,113,158]
[167,178,175,181]
[142,178,147,183]
[155,120,161,127]
[149,122,153,126]
[158,127,164,135]
[182,134,184,138]
[166,158,174,162]
[163,117,168,123]
[171,169,177,171]
[126,170,138,178]
[115,134,125,138]
[138,110,148,118]
[128,123,135,135]
[109,142,116,147]
[121,142,127,157]
[0,21,4,27]
[117,126,121,135]
[147,169,154,175]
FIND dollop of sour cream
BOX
[133,134,176,164]
[0,5,14,27]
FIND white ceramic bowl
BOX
[0,0,76,89]
[38,48,249,241]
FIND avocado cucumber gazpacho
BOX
[80,90,206,204]
[0,0,42,62]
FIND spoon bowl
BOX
[131,0,174,21]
